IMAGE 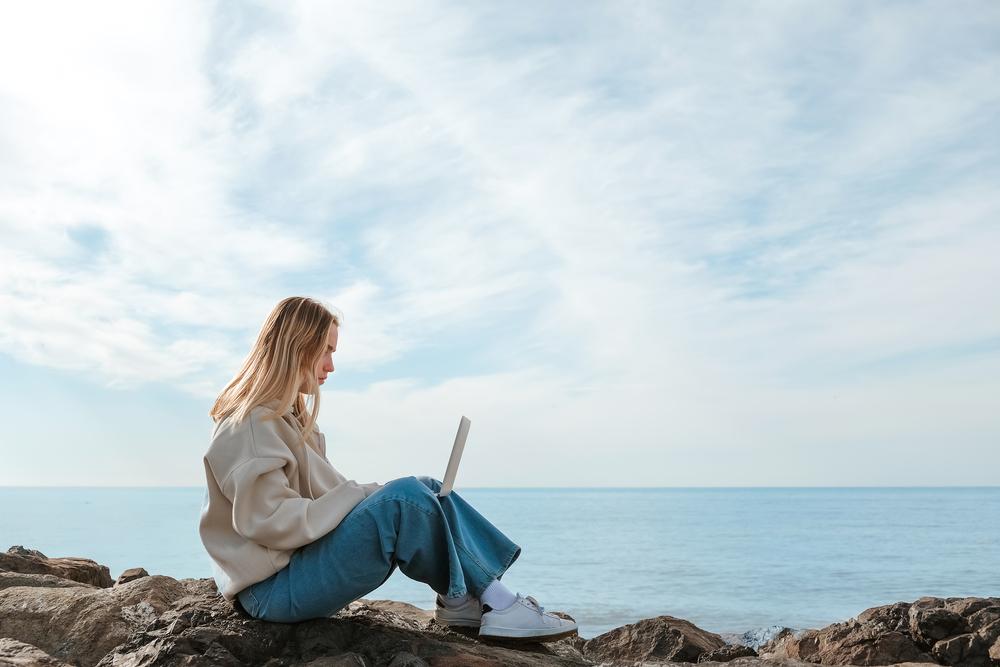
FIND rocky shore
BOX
[1,545,997,667]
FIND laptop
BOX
[437,416,471,497]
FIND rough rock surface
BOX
[115,567,150,586]
[0,573,192,666]
[0,638,73,666]
[581,614,727,663]
[0,545,113,588]
[699,644,761,662]
[761,596,1000,666]
[0,570,100,591]
[1,547,996,667]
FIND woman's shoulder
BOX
[205,407,295,473]
[209,405,295,454]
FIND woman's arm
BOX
[224,456,370,551]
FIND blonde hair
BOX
[210,296,341,447]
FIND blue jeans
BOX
[237,475,521,623]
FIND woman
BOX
[198,296,577,643]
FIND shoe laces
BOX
[520,593,545,615]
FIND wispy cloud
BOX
[0,0,998,484]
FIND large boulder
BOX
[0,570,100,591]
[94,587,591,667]
[0,574,193,666]
[580,614,726,663]
[761,597,1000,666]
[811,601,930,664]
[0,545,113,588]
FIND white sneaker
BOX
[478,593,578,643]
[434,594,482,628]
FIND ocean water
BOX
[1,486,997,639]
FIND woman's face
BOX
[314,324,338,386]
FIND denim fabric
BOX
[236,475,521,623]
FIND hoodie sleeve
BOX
[223,456,369,551]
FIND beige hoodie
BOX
[199,402,382,601]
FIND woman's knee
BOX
[415,475,443,493]
[374,477,442,518]
[383,475,438,499]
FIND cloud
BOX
[0,1,327,389]
[0,1,998,484]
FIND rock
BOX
[969,607,1000,632]
[858,601,912,634]
[945,598,996,618]
[0,638,74,666]
[760,606,932,665]
[760,596,1000,666]
[341,597,434,631]
[0,545,113,588]
[115,567,150,586]
[305,655,369,667]
[978,619,1000,647]
[101,600,589,666]
[931,632,988,666]
[4,545,46,559]
[676,658,818,667]
[385,652,429,666]
[0,570,100,590]
[912,596,948,611]
[0,573,192,667]
[580,614,725,663]
[699,643,759,662]
[910,607,970,648]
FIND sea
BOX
[1,486,997,640]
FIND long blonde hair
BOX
[210,296,341,447]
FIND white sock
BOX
[438,591,473,609]
[480,578,517,611]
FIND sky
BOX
[0,1,998,487]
